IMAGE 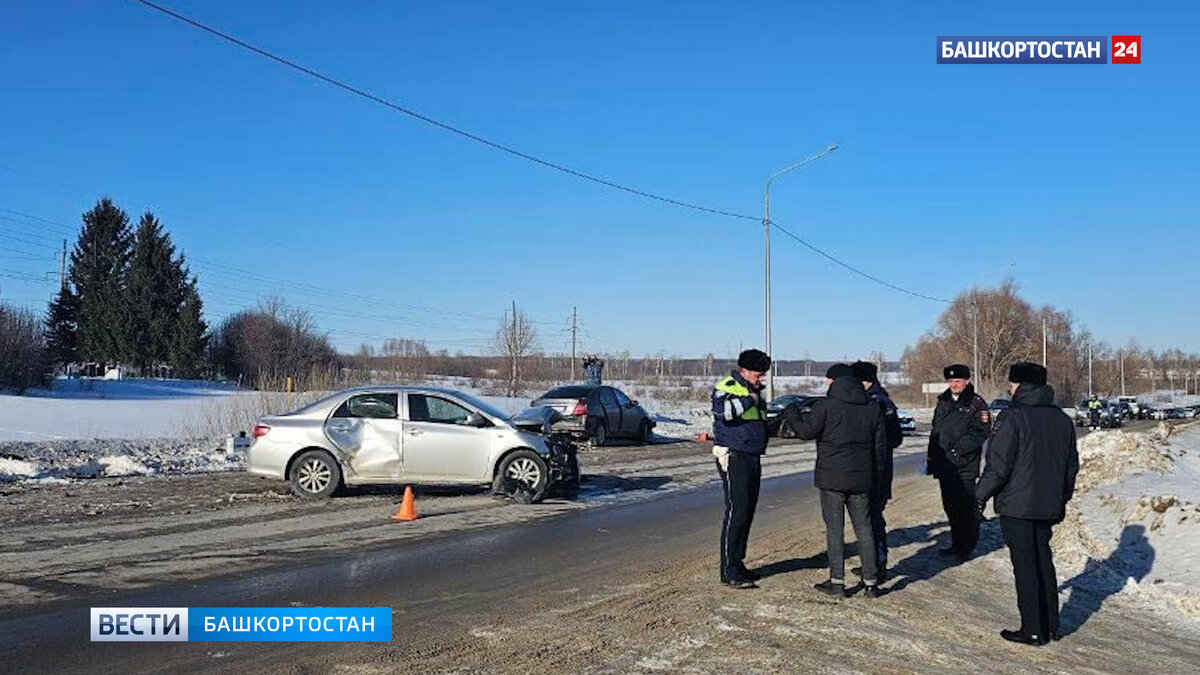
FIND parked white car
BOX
[247,386,579,502]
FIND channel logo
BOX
[936,36,1140,64]
[90,607,392,642]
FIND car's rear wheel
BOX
[492,449,550,504]
[289,450,342,500]
[638,419,654,443]
[591,420,608,447]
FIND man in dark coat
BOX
[785,364,888,598]
[851,360,903,578]
[977,362,1079,646]
[928,364,991,561]
[711,348,772,589]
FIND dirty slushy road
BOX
[4,423,1198,675]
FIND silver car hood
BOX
[508,406,564,435]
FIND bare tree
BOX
[492,302,539,397]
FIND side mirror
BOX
[465,412,489,428]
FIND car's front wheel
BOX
[288,449,342,499]
[492,449,550,504]
[638,419,654,443]
[778,419,798,439]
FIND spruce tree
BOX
[126,212,179,372]
[171,271,208,378]
[71,198,133,366]
[44,284,80,369]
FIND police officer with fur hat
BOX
[711,348,771,589]
[977,362,1079,645]
[928,364,991,561]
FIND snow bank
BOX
[0,437,240,484]
[1055,421,1200,622]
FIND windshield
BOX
[769,395,799,407]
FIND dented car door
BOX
[324,392,402,480]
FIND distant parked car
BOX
[766,394,823,438]
[896,409,917,435]
[531,384,654,445]
[1165,407,1198,420]
[1114,401,1135,421]
[1075,400,1122,428]
[247,386,579,502]
[1118,396,1141,419]
[989,399,1011,427]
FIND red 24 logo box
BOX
[1112,35,1141,64]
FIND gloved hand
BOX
[975,500,988,522]
[712,445,731,472]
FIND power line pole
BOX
[59,239,67,289]
[1042,317,1047,366]
[569,306,578,381]
[1120,350,1126,396]
[1087,341,1093,396]
[972,293,979,387]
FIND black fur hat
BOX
[826,363,856,380]
[851,361,879,383]
[944,364,971,380]
[1008,361,1048,386]
[737,349,771,373]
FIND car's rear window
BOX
[540,386,595,399]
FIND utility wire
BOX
[769,221,951,303]
[128,0,755,222]
[125,0,952,305]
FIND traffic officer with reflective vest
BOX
[1087,394,1102,430]
[712,348,771,589]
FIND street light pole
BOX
[763,144,837,402]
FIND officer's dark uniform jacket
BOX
[977,383,1080,521]
[928,383,990,479]
[866,381,903,500]
[711,370,768,455]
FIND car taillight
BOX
[572,400,588,416]
[252,424,271,439]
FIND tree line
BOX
[900,279,1200,405]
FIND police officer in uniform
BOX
[928,364,991,561]
[712,349,771,589]
[977,362,1079,645]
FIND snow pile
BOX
[1075,422,1175,492]
[0,456,40,481]
[0,437,240,484]
[1055,421,1200,622]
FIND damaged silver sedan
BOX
[247,386,580,502]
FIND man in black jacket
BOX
[851,360,903,578]
[928,364,991,561]
[977,362,1079,646]
[785,364,888,598]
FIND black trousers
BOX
[820,489,878,584]
[868,490,889,566]
[939,473,979,556]
[1000,516,1060,638]
[717,451,762,579]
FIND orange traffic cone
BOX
[393,486,418,522]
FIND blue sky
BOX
[1,1,1196,359]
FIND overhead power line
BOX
[125,0,951,305]
[128,0,755,222]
